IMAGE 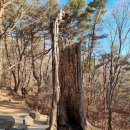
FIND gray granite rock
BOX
[0,116,15,130]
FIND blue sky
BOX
[58,0,117,9]
[57,0,117,53]
[57,0,130,55]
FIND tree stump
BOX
[58,42,85,130]
[49,38,101,130]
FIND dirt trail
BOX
[0,90,49,130]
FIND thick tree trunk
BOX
[49,38,101,130]
[58,42,85,130]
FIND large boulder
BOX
[24,115,33,126]
[29,111,40,120]
[0,116,15,130]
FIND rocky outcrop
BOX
[0,115,15,130]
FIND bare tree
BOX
[104,1,130,129]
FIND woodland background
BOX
[0,0,130,130]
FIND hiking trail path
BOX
[0,90,49,130]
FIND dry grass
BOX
[26,93,52,115]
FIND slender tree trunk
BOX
[14,84,19,93]
[108,106,112,130]
[49,21,59,130]
[37,82,43,93]
[107,94,112,130]
[3,35,19,92]
[0,0,4,27]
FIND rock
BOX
[29,110,40,120]
[85,118,102,130]
[12,125,27,130]
[0,116,15,130]
[24,115,33,126]
[47,116,50,124]
[38,115,49,124]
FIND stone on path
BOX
[0,115,15,130]
[29,111,40,120]
[0,94,49,130]
[24,115,34,126]
[38,115,49,124]
[12,124,27,130]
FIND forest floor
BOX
[0,89,49,130]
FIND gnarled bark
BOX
[49,38,101,130]
[58,41,85,130]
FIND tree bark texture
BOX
[49,38,102,130]
[58,41,85,130]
